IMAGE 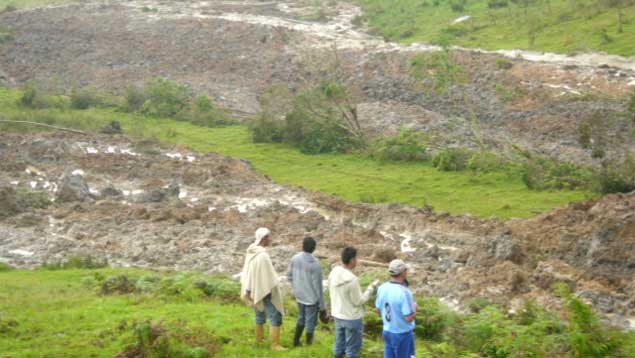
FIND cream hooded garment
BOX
[240,243,285,314]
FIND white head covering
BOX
[254,227,271,245]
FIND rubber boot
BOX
[269,326,287,351]
[255,324,265,344]
[306,332,314,346]
[270,326,287,351]
[293,325,304,347]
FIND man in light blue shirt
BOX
[375,259,416,358]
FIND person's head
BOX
[388,259,409,281]
[341,246,358,269]
[303,236,317,254]
[255,227,272,247]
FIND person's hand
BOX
[371,279,380,289]
[413,302,419,313]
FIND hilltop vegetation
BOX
[355,0,635,56]
[0,83,595,219]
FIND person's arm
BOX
[287,258,294,284]
[315,264,326,310]
[348,278,379,307]
[402,291,416,322]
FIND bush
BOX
[250,114,284,143]
[19,81,38,108]
[0,262,15,271]
[251,81,365,154]
[70,87,100,109]
[578,121,592,149]
[468,151,504,172]
[598,155,635,193]
[140,78,190,118]
[449,0,466,12]
[433,148,472,171]
[122,85,148,113]
[414,297,458,341]
[521,156,592,190]
[0,25,13,44]
[488,0,508,8]
[371,129,428,162]
[119,321,217,358]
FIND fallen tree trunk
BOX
[0,120,88,135]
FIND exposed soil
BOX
[1,132,633,329]
[1,1,635,164]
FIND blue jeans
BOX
[383,330,415,358]
[255,294,282,327]
[297,303,319,334]
[334,318,363,358]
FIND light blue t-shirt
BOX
[375,281,416,334]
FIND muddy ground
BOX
[0,132,633,329]
[1,1,635,165]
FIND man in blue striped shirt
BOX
[375,259,416,358]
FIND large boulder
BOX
[135,183,180,203]
[490,232,523,264]
[56,173,90,202]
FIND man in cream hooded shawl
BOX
[240,227,286,351]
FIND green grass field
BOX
[0,87,594,219]
[2,267,634,357]
[357,0,635,56]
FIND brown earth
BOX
[1,1,635,165]
[0,131,633,328]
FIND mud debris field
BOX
[1,132,634,329]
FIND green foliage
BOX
[70,87,102,110]
[121,321,214,358]
[414,297,458,341]
[578,121,592,148]
[521,155,593,190]
[370,129,429,162]
[0,25,14,44]
[251,81,365,154]
[598,154,635,193]
[19,80,39,108]
[433,148,472,171]
[122,85,148,113]
[468,151,505,172]
[140,77,191,118]
[358,0,635,57]
[410,51,466,94]
[0,262,15,272]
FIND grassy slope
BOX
[0,88,593,219]
[357,0,635,56]
[0,269,363,357]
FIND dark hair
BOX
[303,237,317,253]
[341,246,357,265]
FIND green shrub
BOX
[70,87,100,109]
[433,148,472,171]
[449,0,466,12]
[122,85,148,113]
[140,78,191,117]
[578,121,592,149]
[0,262,15,272]
[521,156,592,190]
[414,297,458,341]
[19,81,38,108]
[0,25,13,44]
[119,321,217,358]
[370,129,428,162]
[598,154,635,193]
[410,51,466,93]
[250,114,285,143]
[468,151,504,172]
[488,0,508,8]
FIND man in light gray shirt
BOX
[288,236,325,346]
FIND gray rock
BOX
[101,184,123,197]
[135,183,180,203]
[491,233,523,264]
[56,173,90,202]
